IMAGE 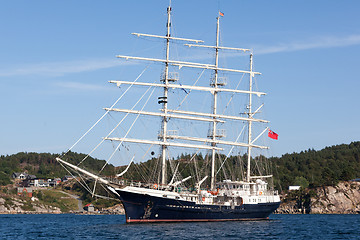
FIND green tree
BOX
[293,176,309,189]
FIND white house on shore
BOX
[289,186,301,191]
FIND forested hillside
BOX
[271,141,360,191]
[1,142,359,193]
[0,151,115,185]
[118,141,360,191]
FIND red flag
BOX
[219,11,224,17]
[268,129,278,140]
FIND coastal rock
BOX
[277,181,360,214]
[311,181,360,214]
[101,203,125,214]
[0,196,61,214]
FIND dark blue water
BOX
[0,214,359,239]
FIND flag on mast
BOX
[219,11,224,17]
[268,129,278,140]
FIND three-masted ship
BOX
[57,5,280,223]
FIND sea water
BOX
[0,214,359,239]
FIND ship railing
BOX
[104,177,143,187]
[249,189,279,196]
[104,177,142,187]
[104,177,195,191]
[265,190,279,196]
[104,177,280,196]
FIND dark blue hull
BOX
[114,189,280,223]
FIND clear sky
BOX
[1,0,359,161]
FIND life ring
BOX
[259,191,263,195]
[153,184,158,189]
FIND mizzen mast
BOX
[246,53,254,182]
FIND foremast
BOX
[160,5,172,186]
[115,4,205,186]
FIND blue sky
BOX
[1,0,360,161]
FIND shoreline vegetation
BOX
[0,188,125,215]
[0,141,359,215]
[1,181,358,215]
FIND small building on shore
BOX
[30,179,50,188]
[12,172,28,180]
[288,186,301,191]
[49,178,62,187]
[17,187,33,197]
[84,203,95,212]
[62,175,74,182]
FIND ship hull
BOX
[113,188,280,223]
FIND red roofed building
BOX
[17,187,33,197]
[84,203,95,212]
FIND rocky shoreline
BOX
[0,199,125,215]
[0,197,62,214]
[0,189,125,215]
[276,181,360,214]
[1,181,359,215]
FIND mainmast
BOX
[246,53,254,182]
[160,4,172,186]
[210,16,221,190]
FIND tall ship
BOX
[56,4,280,223]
